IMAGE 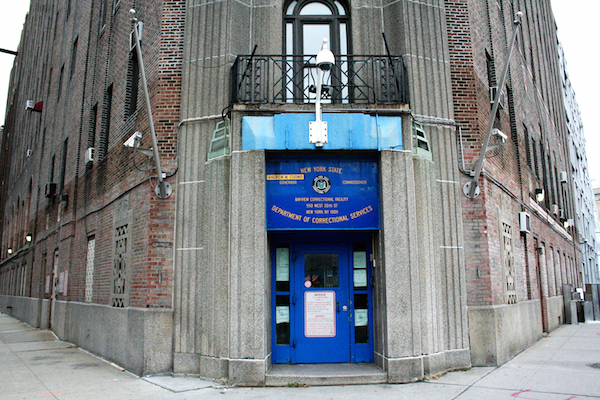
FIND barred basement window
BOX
[111,224,129,307]
[85,237,95,303]
[501,221,517,304]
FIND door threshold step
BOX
[265,363,387,386]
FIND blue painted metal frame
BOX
[271,231,375,364]
[242,113,402,150]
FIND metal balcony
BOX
[231,54,409,105]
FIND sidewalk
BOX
[1,312,599,400]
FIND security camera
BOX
[124,131,142,148]
[316,39,335,71]
[492,128,507,143]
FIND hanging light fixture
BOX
[26,233,33,243]
[7,247,13,255]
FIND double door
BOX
[272,238,373,364]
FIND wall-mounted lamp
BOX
[309,38,335,148]
[7,247,13,255]
[26,233,32,243]
[535,188,545,203]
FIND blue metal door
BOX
[293,243,350,363]
[272,235,374,364]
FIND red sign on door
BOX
[305,291,336,337]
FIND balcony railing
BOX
[231,54,409,105]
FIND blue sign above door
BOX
[266,155,380,230]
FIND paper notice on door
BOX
[276,248,289,282]
[305,291,336,337]
[353,251,367,268]
[355,309,368,326]
[354,269,367,287]
[276,306,290,324]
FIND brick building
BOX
[558,43,599,285]
[0,0,588,385]
[0,0,184,374]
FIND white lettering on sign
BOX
[305,291,336,337]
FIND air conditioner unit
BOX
[559,209,565,219]
[26,149,32,158]
[552,204,559,215]
[560,171,568,183]
[129,21,143,51]
[519,212,531,234]
[567,218,574,228]
[489,86,505,108]
[25,100,34,110]
[45,182,57,198]
[85,147,94,164]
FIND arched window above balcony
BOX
[284,0,350,57]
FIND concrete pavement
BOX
[1,312,599,399]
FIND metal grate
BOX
[111,224,129,307]
[502,221,517,304]
[231,54,409,105]
[85,238,95,303]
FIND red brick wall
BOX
[446,0,581,309]
[0,0,185,308]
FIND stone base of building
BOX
[0,295,49,329]
[52,301,173,376]
[376,348,471,383]
[469,301,545,366]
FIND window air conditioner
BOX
[45,182,57,198]
[129,21,143,51]
[559,209,565,219]
[25,100,34,110]
[85,147,94,164]
[560,171,568,183]
[552,204,559,215]
[489,86,505,108]
[519,212,531,234]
